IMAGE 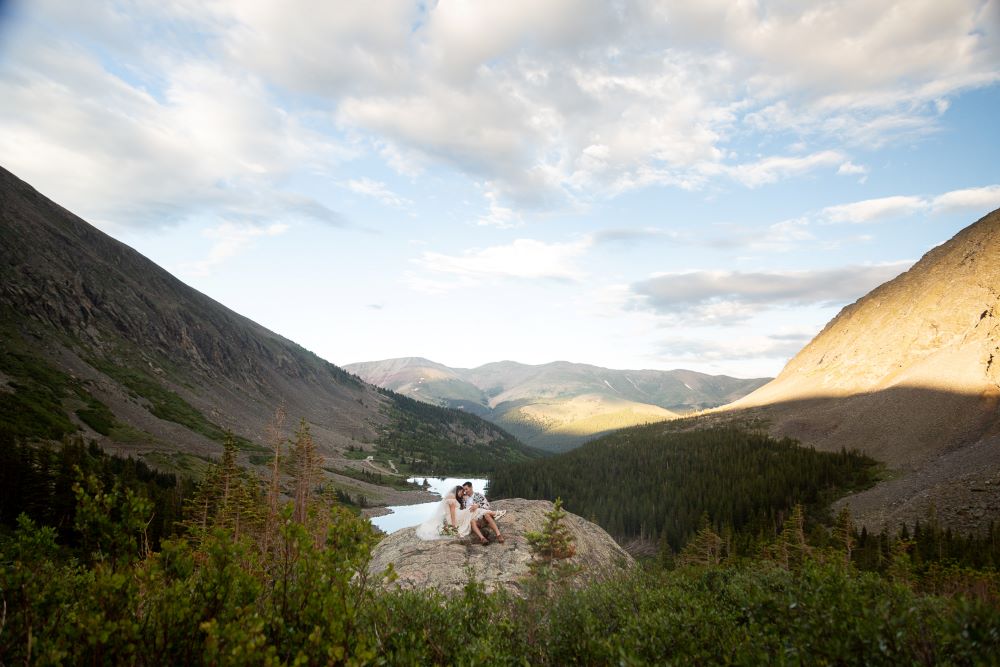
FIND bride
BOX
[415,485,473,540]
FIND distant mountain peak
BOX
[346,357,769,452]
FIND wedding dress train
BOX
[415,492,473,540]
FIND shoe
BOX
[494,510,507,520]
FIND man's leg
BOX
[482,512,504,542]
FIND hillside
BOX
[0,167,536,501]
[720,207,1000,532]
[346,357,768,451]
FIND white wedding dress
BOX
[415,492,473,540]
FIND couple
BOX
[416,481,506,545]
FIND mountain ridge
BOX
[719,207,1000,531]
[346,356,769,451]
[0,166,535,499]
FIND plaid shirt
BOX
[462,491,490,511]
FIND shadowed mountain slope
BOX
[346,357,769,451]
[720,207,1000,532]
[0,166,534,488]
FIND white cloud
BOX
[658,332,815,363]
[345,177,412,209]
[822,195,928,223]
[476,190,523,228]
[821,185,1000,223]
[411,237,592,291]
[179,221,290,277]
[0,10,346,231]
[837,160,869,182]
[720,150,847,188]
[630,262,912,325]
[207,0,999,212]
[930,185,1000,213]
[4,0,998,229]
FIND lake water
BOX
[370,477,488,534]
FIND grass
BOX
[140,450,213,479]
[75,395,117,435]
[89,357,267,452]
[0,330,80,440]
[325,465,419,491]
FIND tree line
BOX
[489,424,878,552]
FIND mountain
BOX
[345,357,769,451]
[722,207,1000,532]
[0,166,536,497]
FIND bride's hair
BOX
[452,485,464,502]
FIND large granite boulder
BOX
[368,498,634,595]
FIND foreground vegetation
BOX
[2,429,999,664]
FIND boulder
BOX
[368,498,634,595]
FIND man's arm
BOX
[476,492,490,510]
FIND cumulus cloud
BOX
[0,7,347,232]
[211,0,999,210]
[4,0,998,228]
[822,195,928,223]
[931,185,1000,213]
[821,185,1000,223]
[630,262,912,324]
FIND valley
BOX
[346,357,768,451]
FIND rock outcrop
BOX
[367,498,634,594]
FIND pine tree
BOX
[181,432,263,544]
[833,506,855,567]
[289,419,321,525]
[262,404,286,555]
[678,513,724,566]
[770,504,811,569]
[525,498,578,595]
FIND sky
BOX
[1,0,999,378]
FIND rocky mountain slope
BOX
[367,498,634,594]
[0,166,535,498]
[723,207,1000,532]
[346,357,768,451]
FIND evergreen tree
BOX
[678,513,724,567]
[182,432,263,543]
[525,498,579,595]
[769,504,811,569]
[833,506,855,567]
[289,419,321,525]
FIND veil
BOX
[415,494,451,540]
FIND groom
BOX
[462,481,505,544]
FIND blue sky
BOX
[1,0,998,377]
